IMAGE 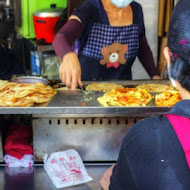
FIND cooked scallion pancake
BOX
[155,91,181,107]
[97,87,154,107]
[0,83,17,97]
[86,83,123,92]
[24,92,56,104]
[136,83,174,93]
[0,80,10,90]
[0,80,57,107]
[0,97,34,107]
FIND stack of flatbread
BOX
[0,80,56,107]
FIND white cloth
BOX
[4,154,34,167]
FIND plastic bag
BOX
[43,149,93,189]
[4,154,34,168]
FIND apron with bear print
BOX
[79,23,139,80]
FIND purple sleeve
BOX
[52,19,82,58]
[138,35,159,78]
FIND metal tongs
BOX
[79,85,86,91]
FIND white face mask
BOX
[167,64,177,88]
[111,0,133,8]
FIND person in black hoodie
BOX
[100,0,190,189]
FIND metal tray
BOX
[10,76,49,85]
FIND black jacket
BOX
[110,100,190,190]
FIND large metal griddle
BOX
[0,80,172,116]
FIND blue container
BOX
[30,51,40,75]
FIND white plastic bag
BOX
[43,149,93,189]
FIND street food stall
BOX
[0,0,181,189]
[0,79,174,189]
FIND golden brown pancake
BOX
[98,87,154,107]
[136,83,175,93]
[0,80,57,107]
[155,91,181,107]
[86,83,123,92]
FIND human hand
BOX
[100,165,115,190]
[59,52,83,90]
[152,75,162,80]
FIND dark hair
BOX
[170,55,190,91]
[168,0,190,91]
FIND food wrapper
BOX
[43,149,93,189]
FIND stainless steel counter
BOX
[0,164,111,190]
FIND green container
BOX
[15,0,67,39]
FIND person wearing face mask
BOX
[53,0,161,89]
[100,0,190,189]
